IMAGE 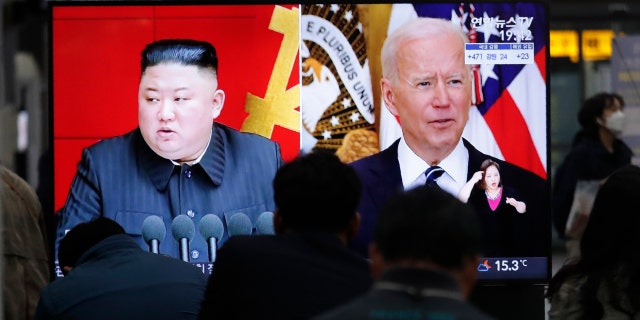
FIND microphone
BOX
[171,215,195,262]
[227,213,252,236]
[198,214,224,262]
[256,211,275,235]
[141,215,166,254]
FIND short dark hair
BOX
[374,186,483,269]
[141,38,218,76]
[576,92,617,140]
[58,217,125,272]
[273,151,361,233]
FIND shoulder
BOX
[564,139,607,161]
[350,140,398,172]
[1,165,33,192]
[213,124,281,164]
[218,235,274,257]
[85,129,139,154]
[464,139,543,184]
[0,165,39,206]
[216,123,278,147]
[213,236,283,271]
[150,254,207,278]
[614,139,634,156]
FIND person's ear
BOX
[458,255,480,299]
[347,212,361,240]
[368,243,385,279]
[595,112,610,127]
[273,210,285,234]
[211,89,225,120]
[380,78,399,116]
[62,266,73,276]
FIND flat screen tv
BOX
[51,1,550,286]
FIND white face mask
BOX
[604,110,626,135]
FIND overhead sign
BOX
[550,30,579,62]
[582,29,614,61]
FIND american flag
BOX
[380,3,548,179]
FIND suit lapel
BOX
[464,138,489,180]
[368,141,403,208]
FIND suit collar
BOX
[137,126,225,191]
[463,138,488,180]
[381,138,489,184]
[363,140,403,209]
[398,137,468,190]
[198,126,225,185]
[372,139,403,187]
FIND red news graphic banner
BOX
[53,4,301,212]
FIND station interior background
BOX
[2,0,640,317]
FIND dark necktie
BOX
[425,166,445,187]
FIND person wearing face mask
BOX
[605,93,627,135]
[552,92,633,259]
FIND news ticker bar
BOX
[56,259,546,280]
[195,258,547,279]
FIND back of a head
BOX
[580,164,640,267]
[374,185,483,269]
[273,151,361,233]
[381,17,468,82]
[140,38,218,75]
[58,217,125,271]
[576,92,614,140]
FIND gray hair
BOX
[381,17,469,83]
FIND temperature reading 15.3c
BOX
[494,259,528,271]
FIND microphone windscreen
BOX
[255,211,275,235]
[171,215,195,242]
[227,213,252,236]
[142,215,166,243]
[199,214,224,242]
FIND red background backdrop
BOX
[52,4,301,212]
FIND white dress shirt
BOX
[397,137,469,197]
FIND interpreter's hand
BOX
[506,197,527,214]
[472,171,483,183]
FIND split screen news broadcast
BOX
[51,2,550,285]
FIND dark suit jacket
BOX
[57,124,283,265]
[198,233,373,320]
[35,234,208,320]
[350,138,548,259]
[314,267,495,320]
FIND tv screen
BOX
[299,2,550,285]
[380,3,550,285]
[51,1,550,285]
